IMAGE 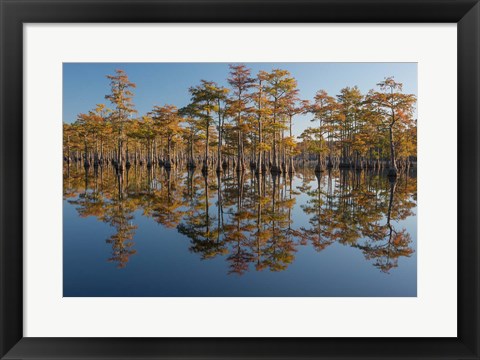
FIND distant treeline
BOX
[63,66,417,177]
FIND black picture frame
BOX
[1,0,479,359]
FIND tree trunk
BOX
[388,125,397,177]
[217,115,223,173]
[203,118,209,173]
[271,99,280,174]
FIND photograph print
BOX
[63,62,417,297]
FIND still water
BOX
[63,164,417,297]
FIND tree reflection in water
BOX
[64,163,416,273]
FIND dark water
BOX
[63,164,417,297]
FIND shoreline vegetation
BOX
[63,65,417,180]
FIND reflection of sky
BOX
[63,171,417,297]
[63,62,417,137]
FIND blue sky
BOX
[63,62,417,136]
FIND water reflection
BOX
[64,163,416,273]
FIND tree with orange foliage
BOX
[105,69,137,173]
[367,77,416,177]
